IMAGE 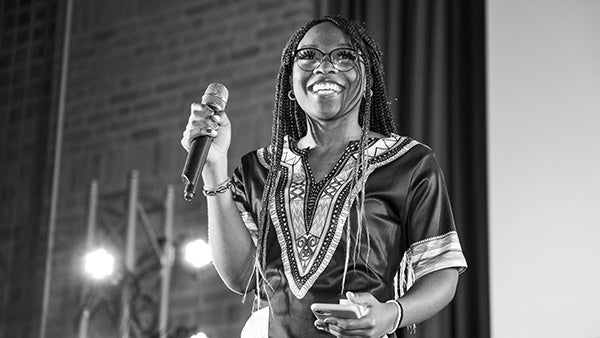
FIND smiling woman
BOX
[292,22,364,126]
[181,15,467,338]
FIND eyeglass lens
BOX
[294,48,358,71]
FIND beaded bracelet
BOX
[386,299,403,334]
[202,178,232,196]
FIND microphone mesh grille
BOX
[202,83,229,111]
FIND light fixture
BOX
[83,248,115,280]
[182,239,212,269]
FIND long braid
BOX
[342,18,374,277]
[254,15,397,295]
[254,23,311,276]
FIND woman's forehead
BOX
[297,22,352,49]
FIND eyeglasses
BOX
[293,47,361,72]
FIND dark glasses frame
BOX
[293,47,362,72]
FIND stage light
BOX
[190,332,209,338]
[83,248,115,280]
[182,239,212,269]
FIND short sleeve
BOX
[231,166,259,245]
[402,150,467,281]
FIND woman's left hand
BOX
[314,292,398,337]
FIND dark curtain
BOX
[318,1,490,337]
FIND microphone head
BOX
[201,83,229,111]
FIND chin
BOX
[311,108,341,120]
[313,102,342,115]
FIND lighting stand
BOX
[78,170,174,338]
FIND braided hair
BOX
[255,15,397,281]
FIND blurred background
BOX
[0,0,598,337]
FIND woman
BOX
[181,16,467,338]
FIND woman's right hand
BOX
[181,102,231,167]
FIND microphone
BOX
[182,83,229,201]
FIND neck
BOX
[298,115,362,150]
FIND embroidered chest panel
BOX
[264,135,417,299]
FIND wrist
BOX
[202,178,232,197]
[385,299,403,334]
[201,158,228,186]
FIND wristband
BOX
[386,299,403,334]
[396,299,416,334]
[202,178,232,196]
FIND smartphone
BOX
[310,303,364,320]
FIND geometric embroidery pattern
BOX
[266,134,418,299]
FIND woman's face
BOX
[291,22,365,124]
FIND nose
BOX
[314,56,337,74]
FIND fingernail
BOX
[210,130,218,137]
[212,114,221,123]
[324,318,336,325]
[347,291,354,298]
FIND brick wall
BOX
[44,0,316,337]
[0,1,61,337]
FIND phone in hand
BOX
[310,303,364,320]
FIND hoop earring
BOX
[288,90,296,101]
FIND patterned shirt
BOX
[232,134,467,338]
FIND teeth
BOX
[311,82,342,93]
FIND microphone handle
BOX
[182,135,212,201]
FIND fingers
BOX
[327,317,375,330]
[190,102,222,130]
[346,291,377,306]
[314,319,329,333]
[315,317,376,337]
[181,102,225,151]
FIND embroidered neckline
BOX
[289,137,379,186]
[263,134,419,299]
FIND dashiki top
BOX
[231,134,467,338]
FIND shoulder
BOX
[240,145,271,170]
[367,135,447,188]
[233,146,271,187]
[367,133,435,168]
[240,135,301,170]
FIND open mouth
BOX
[308,81,344,96]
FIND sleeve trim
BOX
[257,146,270,169]
[240,211,258,245]
[394,231,467,302]
[408,231,467,280]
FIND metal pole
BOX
[137,203,162,260]
[77,308,91,338]
[39,0,73,336]
[85,180,98,249]
[78,180,98,338]
[121,170,139,338]
[158,186,174,338]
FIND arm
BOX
[182,104,256,294]
[316,268,459,337]
[203,159,256,294]
[317,147,465,336]
[396,267,458,327]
